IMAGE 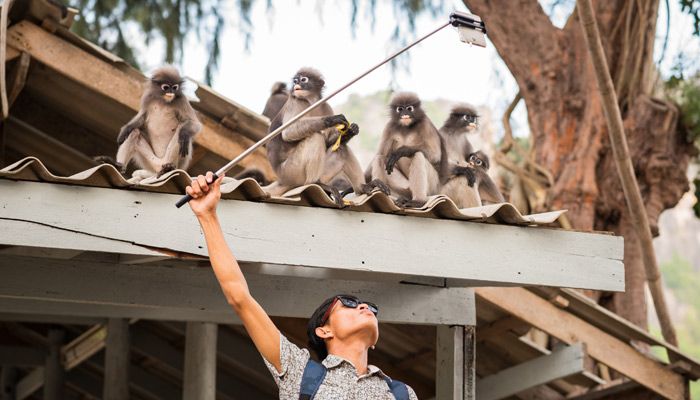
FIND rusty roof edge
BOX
[1,157,569,227]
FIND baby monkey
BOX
[96,66,202,178]
[441,150,504,208]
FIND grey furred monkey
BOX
[369,92,445,208]
[264,67,383,205]
[439,104,479,165]
[96,66,201,179]
[261,82,289,121]
[441,150,504,208]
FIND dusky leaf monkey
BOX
[441,150,504,208]
[262,82,289,121]
[439,104,479,164]
[96,66,201,179]
[264,67,382,205]
[369,92,445,208]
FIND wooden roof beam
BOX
[475,287,688,400]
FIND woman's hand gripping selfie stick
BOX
[175,11,486,208]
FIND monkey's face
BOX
[446,112,479,133]
[467,151,490,171]
[392,103,421,127]
[459,113,479,131]
[291,72,324,100]
[153,80,182,103]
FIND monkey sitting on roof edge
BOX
[95,66,202,180]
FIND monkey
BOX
[262,67,350,205]
[263,67,385,205]
[95,66,201,179]
[368,92,445,208]
[261,82,289,121]
[440,150,504,208]
[439,104,479,165]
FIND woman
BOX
[185,172,418,399]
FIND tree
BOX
[464,0,697,327]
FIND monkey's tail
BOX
[235,168,270,186]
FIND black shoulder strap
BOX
[384,376,410,400]
[299,359,327,400]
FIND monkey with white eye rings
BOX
[441,150,504,208]
[369,92,445,208]
[264,67,364,206]
[439,104,479,165]
[95,66,202,179]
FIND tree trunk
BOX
[464,0,696,327]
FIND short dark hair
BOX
[307,294,351,360]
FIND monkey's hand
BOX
[340,123,359,144]
[323,114,349,129]
[452,166,477,187]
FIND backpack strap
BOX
[383,376,410,400]
[299,359,327,400]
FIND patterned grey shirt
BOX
[263,335,419,400]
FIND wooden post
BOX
[576,0,678,349]
[43,329,64,400]
[183,322,217,400]
[436,325,464,399]
[1,367,18,400]
[103,318,130,400]
[464,326,475,400]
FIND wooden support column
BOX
[183,322,217,400]
[464,326,475,400]
[43,329,64,400]
[1,367,18,400]
[103,318,130,400]
[437,325,469,399]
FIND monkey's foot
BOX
[93,156,125,173]
[395,197,426,209]
[361,179,391,196]
[156,163,176,178]
[316,182,345,208]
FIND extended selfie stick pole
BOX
[176,11,486,208]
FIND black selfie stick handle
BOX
[175,173,219,208]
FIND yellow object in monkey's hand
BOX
[331,123,349,152]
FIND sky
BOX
[130,0,700,139]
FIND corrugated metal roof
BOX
[1,157,566,226]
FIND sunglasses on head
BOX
[320,295,379,325]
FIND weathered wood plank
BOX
[6,21,273,178]
[474,287,686,400]
[476,343,586,400]
[0,180,625,291]
[0,255,475,325]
